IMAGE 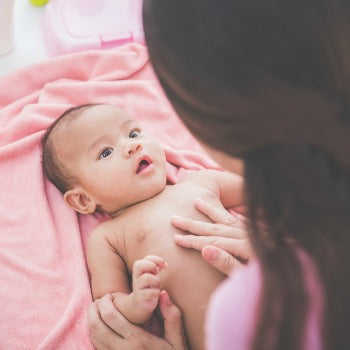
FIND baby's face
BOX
[56,104,167,215]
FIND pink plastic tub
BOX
[42,0,144,56]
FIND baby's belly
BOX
[161,245,225,350]
[126,224,225,350]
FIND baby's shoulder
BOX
[87,217,128,259]
[89,216,124,242]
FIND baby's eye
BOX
[99,148,113,159]
[129,129,140,138]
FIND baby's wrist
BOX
[129,292,154,325]
[131,290,152,311]
[131,291,157,321]
[109,292,149,325]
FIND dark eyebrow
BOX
[88,120,135,153]
[121,119,135,127]
[88,134,111,153]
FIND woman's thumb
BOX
[159,290,188,350]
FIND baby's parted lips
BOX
[136,155,153,174]
[137,159,149,173]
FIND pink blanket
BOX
[0,43,218,349]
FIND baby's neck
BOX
[108,184,174,218]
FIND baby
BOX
[41,104,244,350]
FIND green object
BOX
[30,0,49,6]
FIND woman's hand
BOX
[88,291,188,350]
[171,198,254,275]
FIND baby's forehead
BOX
[54,105,135,144]
[78,104,133,125]
[54,105,134,142]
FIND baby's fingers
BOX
[143,255,168,271]
[137,273,161,290]
[133,256,167,279]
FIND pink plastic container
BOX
[42,0,144,56]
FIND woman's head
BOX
[143,0,350,169]
[143,1,350,350]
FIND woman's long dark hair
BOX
[143,1,350,349]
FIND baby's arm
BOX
[210,170,244,208]
[87,224,166,325]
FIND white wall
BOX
[0,0,47,77]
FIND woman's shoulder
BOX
[206,251,324,350]
[205,262,262,350]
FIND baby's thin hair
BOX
[41,103,99,193]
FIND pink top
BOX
[206,253,324,350]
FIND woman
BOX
[88,1,350,349]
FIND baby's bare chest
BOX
[114,182,220,274]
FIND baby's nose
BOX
[125,142,142,157]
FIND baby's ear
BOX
[64,187,96,214]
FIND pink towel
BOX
[0,43,218,349]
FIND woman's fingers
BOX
[174,233,232,250]
[171,216,247,239]
[194,198,238,225]
[95,294,131,338]
[202,245,243,275]
[171,198,253,275]
[195,197,248,227]
[88,293,187,350]
[174,234,252,262]
[88,302,112,350]
[159,291,188,350]
[88,296,127,349]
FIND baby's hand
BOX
[132,255,167,316]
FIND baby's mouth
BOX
[136,156,153,174]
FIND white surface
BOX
[0,0,15,55]
[0,0,48,77]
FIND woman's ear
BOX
[64,187,96,214]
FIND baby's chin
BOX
[147,182,167,198]
[135,181,167,205]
